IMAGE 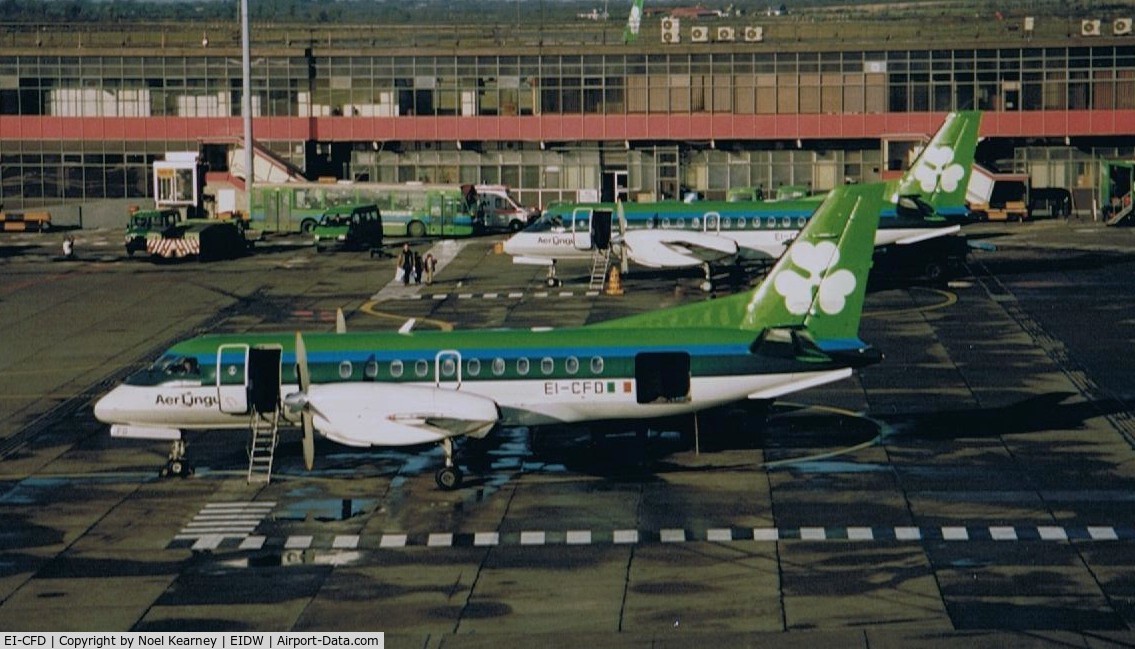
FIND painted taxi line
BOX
[171,524,1135,552]
[392,291,601,300]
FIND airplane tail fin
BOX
[623,0,645,44]
[595,183,884,344]
[892,111,981,217]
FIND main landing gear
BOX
[160,439,194,478]
[435,437,464,490]
[699,262,715,293]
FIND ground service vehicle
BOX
[125,208,180,256]
[312,203,384,252]
[145,219,247,261]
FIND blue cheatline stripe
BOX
[298,343,750,364]
[168,524,1135,551]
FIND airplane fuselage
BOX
[95,326,861,445]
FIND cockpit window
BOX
[124,354,202,386]
[163,355,200,376]
[524,212,567,232]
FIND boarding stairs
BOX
[589,248,612,291]
[1106,193,1133,226]
[246,409,281,484]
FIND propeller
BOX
[616,198,629,273]
[286,331,316,471]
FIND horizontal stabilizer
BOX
[893,224,961,245]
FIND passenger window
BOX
[390,360,404,378]
[541,357,554,375]
[338,360,353,379]
[415,360,429,377]
[590,356,604,374]
[364,360,379,379]
[565,356,579,375]
[467,358,481,376]
[492,358,506,376]
[517,358,530,376]
[737,217,746,229]
[441,357,456,377]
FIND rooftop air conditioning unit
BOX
[690,26,710,43]
[743,25,764,42]
[1114,17,1133,35]
[661,17,680,44]
[716,26,736,42]
[1081,19,1101,36]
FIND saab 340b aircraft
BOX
[95,183,885,489]
[503,111,980,290]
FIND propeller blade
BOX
[335,308,346,334]
[295,331,315,470]
[302,410,315,470]
[295,332,310,392]
[616,199,629,273]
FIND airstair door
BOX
[572,207,594,251]
[216,344,283,415]
[216,344,250,414]
[435,350,463,390]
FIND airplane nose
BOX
[93,387,126,424]
[501,234,521,255]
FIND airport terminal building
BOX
[1,12,1133,214]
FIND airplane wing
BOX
[301,383,500,447]
[622,229,740,269]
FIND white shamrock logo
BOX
[914,145,964,194]
[773,241,856,315]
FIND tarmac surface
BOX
[1,218,1134,646]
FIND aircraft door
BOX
[247,346,283,415]
[435,349,462,390]
[572,208,593,250]
[634,352,691,404]
[216,344,250,414]
[592,209,613,250]
[703,211,721,233]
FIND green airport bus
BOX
[250,182,476,237]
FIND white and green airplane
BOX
[503,111,981,290]
[94,183,885,489]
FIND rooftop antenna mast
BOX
[241,0,253,215]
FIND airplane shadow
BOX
[881,391,1131,441]
[211,392,1131,488]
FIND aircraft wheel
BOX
[700,280,714,293]
[435,466,463,490]
[923,260,945,283]
[161,460,193,478]
[546,277,561,288]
